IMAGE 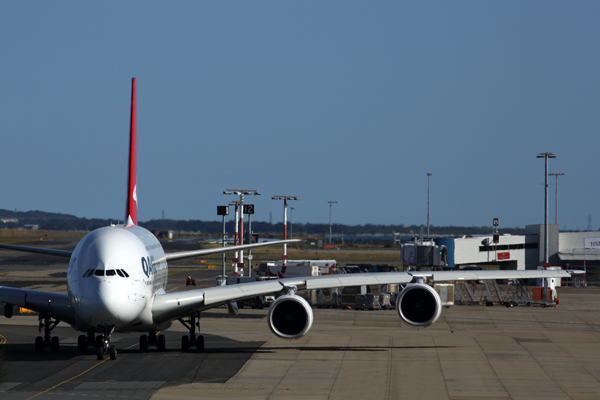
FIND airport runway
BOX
[1,245,600,399]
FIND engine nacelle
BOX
[396,284,442,327]
[267,294,314,339]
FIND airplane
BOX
[0,78,582,361]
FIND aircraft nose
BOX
[96,281,140,325]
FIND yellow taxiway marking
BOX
[0,334,6,345]
[26,341,139,400]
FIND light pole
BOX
[217,205,229,285]
[328,201,338,245]
[537,153,555,266]
[427,173,432,239]
[272,196,299,266]
[290,207,295,239]
[224,189,260,276]
[548,173,564,225]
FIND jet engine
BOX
[396,284,442,327]
[267,294,314,339]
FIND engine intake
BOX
[396,284,442,327]
[267,294,313,339]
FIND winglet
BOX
[125,77,138,226]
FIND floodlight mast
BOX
[536,153,555,266]
[224,190,260,276]
[272,196,299,266]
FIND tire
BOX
[78,335,87,353]
[97,346,104,360]
[110,345,117,360]
[181,335,189,352]
[95,335,103,348]
[157,335,166,351]
[35,336,44,353]
[197,335,204,352]
[51,336,59,352]
[140,335,148,351]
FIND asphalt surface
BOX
[1,240,600,399]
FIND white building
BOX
[434,224,600,283]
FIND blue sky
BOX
[1,2,598,229]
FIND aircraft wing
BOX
[0,243,72,258]
[0,286,76,325]
[164,239,301,262]
[151,268,582,325]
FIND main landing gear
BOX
[139,331,166,352]
[178,311,204,352]
[77,328,117,360]
[34,314,61,353]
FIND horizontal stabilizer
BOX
[0,243,72,258]
[164,239,301,262]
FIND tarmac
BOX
[0,247,599,399]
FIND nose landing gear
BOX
[95,327,116,360]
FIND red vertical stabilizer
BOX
[125,78,138,226]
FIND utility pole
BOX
[427,173,432,238]
[548,173,564,225]
[328,201,338,245]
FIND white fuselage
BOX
[67,225,169,332]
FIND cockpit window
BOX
[121,269,130,278]
[116,269,124,277]
[82,269,91,278]
[106,270,116,276]
[94,269,105,276]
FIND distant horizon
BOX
[3,207,598,234]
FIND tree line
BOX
[0,209,526,236]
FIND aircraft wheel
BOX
[78,335,87,352]
[140,334,148,351]
[97,346,104,360]
[181,335,189,352]
[197,335,205,352]
[51,336,60,352]
[95,335,103,348]
[110,345,117,360]
[34,336,44,352]
[157,334,166,351]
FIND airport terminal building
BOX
[434,224,600,283]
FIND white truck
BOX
[257,259,337,278]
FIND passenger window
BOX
[106,270,116,276]
[94,270,105,276]
[116,269,124,277]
